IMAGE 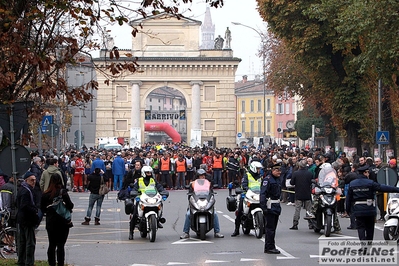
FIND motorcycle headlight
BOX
[146,198,157,204]
[198,200,207,209]
[324,188,333,194]
[321,195,336,205]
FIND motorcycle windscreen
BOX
[318,165,338,188]
[193,179,211,197]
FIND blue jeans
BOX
[176,172,185,189]
[86,193,104,218]
[183,209,220,234]
[213,170,222,188]
[113,174,123,190]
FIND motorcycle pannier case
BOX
[124,198,134,215]
[226,196,237,212]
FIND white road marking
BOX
[240,258,263,261]
[318,234,357,240]
[167,262,190,265]
[204,260,230,263]
[172,238,213,244]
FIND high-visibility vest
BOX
[138,177,156,194]
[176,159,186,172]
[213,156,223,169]
[160,158,170,171]
[247,172,261,190]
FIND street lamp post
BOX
[232,22,267,140]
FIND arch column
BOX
[130,81,142,147]
[189,81,203,147]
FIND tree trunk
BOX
[345,121,362,154]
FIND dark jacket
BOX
[346,175,399,217]
[122,170,141,189]
[290,168,313,201]
[227,156,240,172]
[87,173,103,195]
[260,174,282,215]
[17,182,39,227]
[41,188,74,230]
[0,181,17,219]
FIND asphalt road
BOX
[34,189,390,266]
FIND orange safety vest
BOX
[160,157,170,171]
[175,159,186,172]
[213,156,223,169]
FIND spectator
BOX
[41,173,74,266]
[17,171,40,266]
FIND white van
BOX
[104,143,122,150]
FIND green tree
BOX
[0,0,223,117]
[258,0,399,153]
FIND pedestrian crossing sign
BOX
[376,131,389,145]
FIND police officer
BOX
[260,162,282,254]
[346,165,399,241]
[129,166,166,240]
[231,161,263,237]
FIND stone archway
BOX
[143,85,189,143]
[94,13,240,148]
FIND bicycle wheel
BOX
[0,227,17,259]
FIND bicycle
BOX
[0,209,17,259]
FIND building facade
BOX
[93,14,240,148]
[235,75,275,146]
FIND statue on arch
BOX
[224,27,231,49]
[214,35,224,49]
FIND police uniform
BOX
[260,163,282,254]
[346,165,399,241]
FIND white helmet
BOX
[249,161,263,173]
[141,165,153,177]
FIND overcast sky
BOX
[109,0,266,81]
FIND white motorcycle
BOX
[235,187,265,238]
[131,190,169,242]
[383,192,399,242]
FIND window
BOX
[241,101,245,112]
[267,119,271,133]
[149,98,152,102]
[241,121,245,132]
[115,86,128,102]
[158,99,161,103]
[277,103,284,114]
[278,122,283,131]
[204,120,216,131]
[158,106,161,110]
[258,100,262,112]
[204,86,216,101]
[170,98,173,105]
[292,103,296,114]
[150,105,152,110]
[267,99,271,112]
[250,100,254,112]
[285,103,290,114]
[250,121,254,133]
[116,120,128,131]
[258,120,262,133]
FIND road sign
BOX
[46,123,59,137]
[41,115,53,133]
[377,167,397,186]
[237,132,242,138]
[376,131,389,145]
